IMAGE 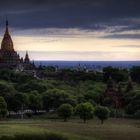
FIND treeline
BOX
[0,66,140,120]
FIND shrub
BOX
[58,104,73,121]
[25,112,33,118]
[0,133,68,140]
[134,110,140,119]
[94,106,110,124]
[109,109,124,118]
[0,96,7,118]
[0,136,14,140]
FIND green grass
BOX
[0,118,140,140]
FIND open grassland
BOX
[0,118,140,140]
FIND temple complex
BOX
[0,20,34,70]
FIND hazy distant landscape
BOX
[35,61,140,69]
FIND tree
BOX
[9,96,20,113]
[7,93,27,114]
[28,91,42,113]
[130,66,140,83]
[0,69,14,81]
[103,66,128,82]
[43,89,74,111]
[125,76,133,93]
[0,82,15,102]
[84,90,102,105]
[16,80,47,93]
[94,106,110,124]
[75,102,94,123]
[107,76,115,90]
[15,93,28,118]
[45,66,56,72]
[125,92,140,115]
[0,96,7,118]
[104,77,122,117]
[57,104,73,121]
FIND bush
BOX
[58,104,73,121]
[0,133,68,140]
[0,96,7,118]
[109,109,124,118]
[134,110,140,119]
[25,112,33,118]
[94,106,110,124]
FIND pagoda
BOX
[0,20,21,68]
[0,20,33,70]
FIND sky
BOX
[0,0,140,61]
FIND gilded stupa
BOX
[0,20,33,69]
[0,20,20,68]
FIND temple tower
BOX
[0,20,20,68]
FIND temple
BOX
[0,20,34,70]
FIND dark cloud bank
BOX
[0,0,140,38]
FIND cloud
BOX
[103,34,140,39]
[114,45,140,48]
[0,0,140,41]
[17,50,140,61]
[0,0,140,30]
[7,26,139,41]
[10,28,105,38]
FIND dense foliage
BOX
[0,66,139,119]
[0,133,68,140]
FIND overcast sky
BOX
[0,0,140,61]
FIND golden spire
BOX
[1,19,14,51]
[24,51,30,63]
[6,19,9,33]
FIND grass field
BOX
[0,118,139,140]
